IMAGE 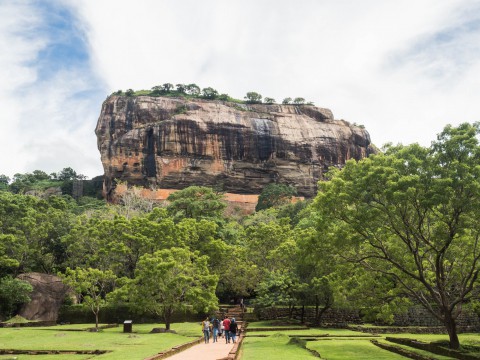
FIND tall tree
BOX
[201,87,218,99]
[61,267,117,330]
[123,248,218,330]
[315,123,480,349]
[244,92,262,104]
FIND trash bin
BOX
[123,320,133,333]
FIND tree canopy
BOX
[314,122,480,349]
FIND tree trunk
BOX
[164,307,173,330]
[445,312,460,349]
[314,296,320,326]
[95,311,99,330]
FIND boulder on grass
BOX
[16,272,73,322]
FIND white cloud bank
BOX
[1,0,480,178]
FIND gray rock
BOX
[16,273,72,322]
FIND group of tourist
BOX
[201,315,239,344]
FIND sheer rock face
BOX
[96,96,375,199]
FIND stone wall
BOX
[393,305,480,328]
[254,306,362,325]
[255,305,480,330]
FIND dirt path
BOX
[166,339,235,360]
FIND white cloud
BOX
[69,0,480,149]
[2,0,480,178]
[0,0,105,179]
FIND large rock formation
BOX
[96,96,375,199]
[17,273,72,322]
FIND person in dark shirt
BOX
[229,317,238,343]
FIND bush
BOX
[58,304,205,324]
[0,277,33,321]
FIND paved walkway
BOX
[166,339,235,360]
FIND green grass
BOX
[241,334,318,359]
[307,339,407,359]
[243,326,480,359]
[247,320,304,328]
[0,323,201,360]
[247,328,365,337]
[374,339,455,360]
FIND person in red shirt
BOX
[222,316,231,343]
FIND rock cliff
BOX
[96,95,375,199]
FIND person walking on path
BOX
[222,316,231,343]
[220,318,224,338]
[201,317,211,344]
[211,317,220,343]
[229,317,238,344]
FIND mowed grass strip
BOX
[241,334,318,359]
[307,338,407,359]
[0,322,202,360]
[374,339,455,360]
[247,328,363,336]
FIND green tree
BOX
[175,84,186,93]
[315,122,480,349]
[58,167,84,181]
[162,83,174,92]
[125,89,134,96]
[253,270,299,317]
[244,92,262,104]
[201,87,218,99]
[0,276,32,320]
[186,84,201,96]
[0,175,9,190]
[0,192,73,275]
[295,223,336,325]
[282,97,292,104]
[264,97,275,104]
[122,248,218,330]
[61,267,117,329]
[293,97,305,105]
[256,183,297,211]
[167,186,226,221]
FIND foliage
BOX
[186,83,201,96]
[115,247,218,329]
[253,270,299,309]
[0,192,74,276]
[201,87,219,99]
[0,276,32,320]
[245,92,262,104]
[264,97,276,104]
[282,97,292,104]
[256,183,297,211]
[315,122,480,349]
[167,186,226,221]
[61,267,117,329]
[293,97,305,105]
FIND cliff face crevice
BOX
[96,96,375,199]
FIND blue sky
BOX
[1,0,480,179]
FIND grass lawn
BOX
[247,328,367,337]
[247,320,306,328]
[243,324,480,360]
[241,334,318,359]
[0,322,201,360]
[307,338,407,359]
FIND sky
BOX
[1,0,480,179]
